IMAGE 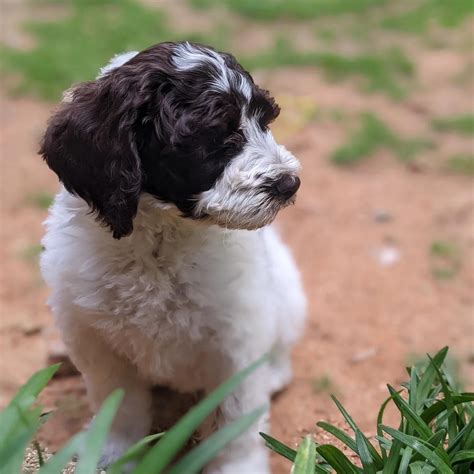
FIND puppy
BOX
[40,42,306,473]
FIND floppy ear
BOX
[40,77,144,239]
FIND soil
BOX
[1,4,473,474]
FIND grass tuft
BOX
[331,113,433,165]
[7,355,269,474]
[1,0,227,101]
[430,240,461,280]
[381,0,474,32]
[262,347,474,473]
[311,375,335,394]
[432,114,474,136]
[2,0,415,100]
[244,39,414,99]
[189,0,389,21]
[19,244,44,262]
[447,154,474,176]
[27,191,54,210]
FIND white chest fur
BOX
[41,190,305,391]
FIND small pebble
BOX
[373,209,393,223]
[374,245,401,266]
[351,348,378,364]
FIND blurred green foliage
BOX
[243,40,413,99]
[1,0,224,100]
[432,115,474,136]
[190,0,388,21]
[27,191,55,210]
[331,113,433,165]
[430,240,461,280]
[1,0,473,171]
[381,0,474,32]
[447,154,474,176]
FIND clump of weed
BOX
[3,355,269,473]
[190,0,390,21]
[381,0,474,32]
[262,347,474,473]
[244,39,414,99]
[331,112,433,165]
[311,375,336,394]
[432,114,474,136]
[27,191,54,210]
[447,154,474,176]
[430,240,461,280]
[1,0,227,100]
[2,0,415,101]
[19,244,44,262]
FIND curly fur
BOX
[40,42,306,473]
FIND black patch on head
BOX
[248,88,280,131]
[40,42,279,238]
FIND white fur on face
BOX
[172,42,252,100]
[195,117,301,230]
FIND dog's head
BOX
[41,42,301,239]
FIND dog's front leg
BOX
[203,370,271,474]
[61,324,152,467]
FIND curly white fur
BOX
[41,190,306,473]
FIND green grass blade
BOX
[416,347,448,409]
[355,429,376,474]
[408,366,420,413]
[292,435,316,474]
[0,364,61,447]
[447,417,474,455]
[317,422,357,452]
[398,446,413,473]
[74,390,123,474]
[421,394,474,424]
[375,435,392,451]
[426,355,458,447]
[429,429,447,444]
[381,438,402,474]
[259,432,296,462]
[318,421,383,469]
[387,385,433,439]
[377,391,402,459]
[0,421,41,474]
[451,449,474,465]
[9,364,60,407]
[432,115,474,135]
[106,432,165,474]
[134,353,269,474]
[330,395,360,432]
[382,426,452,473]
[39,432,86,474]
[316,445,361,473]
[168,405,266,474]
[408,461,436,473]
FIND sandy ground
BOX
[1,3,474,473]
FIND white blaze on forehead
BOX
[172,42,252,100]
[98,51,139,78]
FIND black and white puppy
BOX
[40,42,306,473]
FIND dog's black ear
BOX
[40,76,144,239]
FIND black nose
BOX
[274,175,301,199]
